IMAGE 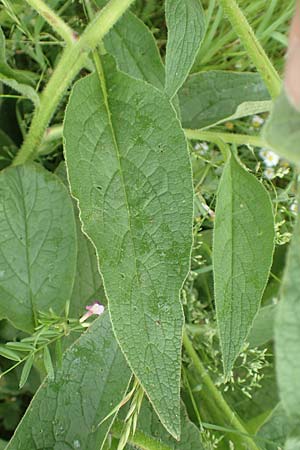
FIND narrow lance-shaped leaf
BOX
[0,27,39,106]
[0,74,39,107]
[275,201,300,423]
[0,164,77,332]
[6,313,132,450]
[165,0,206,99]
[213,154,275,375]
[263,90,300,165]
[19,353,34,389]
[0,26,36,86]
[43,346,54,380]
[104,11,165,90]
[178,71,271,130]
[64,58,193,438]
[0,346,21,361]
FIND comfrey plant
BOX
[0,0,300,449]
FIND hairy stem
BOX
[25,0,77,45]
[182,330,260,450]
[13,0,136,166]
[219,0,281,99]
[185,129,267,148]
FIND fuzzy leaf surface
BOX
[264,91,300,165]
[104,11,165,89]
[257,404,290,450]
[5,313,131,450]
[64,63,193,438]
[213,155,274,375]
[0,164,77,332]
[55,163,103,318]
[179,71,271,129]
[275,206,300,422]
[165,0,205,98]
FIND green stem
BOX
[219,0,281,99]
[182,330,260,450]
[13,0,135,166]
[185,129,267,148]
[111,419,172,450]
[25,0,77,45]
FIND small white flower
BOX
[194,142,209,154]
[263,168,276,180]
[259,149,280,167]
[290,201,298,214]
[200,142,209,152]
[252,115,264,128]
[79,301,105,323]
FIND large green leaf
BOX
[69,216,104,318]
[122,402,202,449]
[285,437,300,450]
[64,60,193,438]
[104,11,165,89]
[263,91,300,165]
[275,206,300,422]
[213,154,274,375]
[179,71,271,129]
[0,164,77,332]
[248,304,276,348]
[257,404,290,450]
[55,163,103,318]
[165,0,206,99]
[5,313,132,450]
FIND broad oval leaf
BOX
[213,154,274,375]
[263,91,300,165]
[0,164,77,332]
[64,61,193,438]
[165,0,206,99]
[275,205,300,422]
[104,11,165,90]
[5,313,132,450]
[179,71,271,129]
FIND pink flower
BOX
[79,301,105,323]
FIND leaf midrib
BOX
[92,59,176,433]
